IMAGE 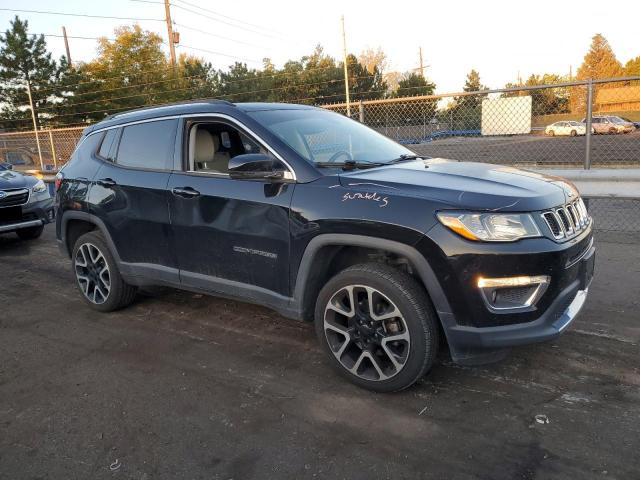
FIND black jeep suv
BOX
[55,101,595,392]
[1,165,54,240]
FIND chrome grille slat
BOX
[0,188,30,208]
[541,197,591,242]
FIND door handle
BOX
[172,186,201,198]
[96,177,116,187]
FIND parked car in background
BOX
[609,116,637,132]
[581,115,631,134]
[545,121,590,136]
[0,165,54,240]
[619,117,640,129]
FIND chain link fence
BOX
[0,127,83,171]
[322,76,640,169]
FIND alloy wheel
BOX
[323,285,410,381]
[74,242,111,304]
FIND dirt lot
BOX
[411,130,640,167]
[1,226,639,479]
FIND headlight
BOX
[32,179,47,193]
[437,212,542,242]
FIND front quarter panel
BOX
[289,175,450,288]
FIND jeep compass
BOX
[55,100,595,392]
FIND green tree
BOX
[447,69,488,130]
[57,25,215,124]
[503,73,569,115]
[0,16,63,130]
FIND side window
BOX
[115,119,177,170]
[188,122,269,174]
[97,128,119,160]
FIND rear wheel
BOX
[315,263,439,392]
[72,231,137,312]
[609,127,617,134]
[570,130,577,137]
[16,224,44,240]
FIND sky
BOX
[0,0,638,94]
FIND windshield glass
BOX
[610,117,624,124]
[248,108,414,165]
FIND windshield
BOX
[248,108,415,165]
[610,117,624,124]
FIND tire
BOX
[570,130,577,137]
[548,130,555,136]
[609,128,616,135]
[314,263,439,393]
[16,224,44,240]
[72,231,137,312]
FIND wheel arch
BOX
[60,211,121,264]
[292,234,453,325]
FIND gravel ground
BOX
[0,226,639,480]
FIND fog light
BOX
[477,275,549,312]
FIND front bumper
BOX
[0,198,54,233]
[418,223,595,365]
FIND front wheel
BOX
[570,130,577,137]
[72,231,137,312]
[315,263,439,392]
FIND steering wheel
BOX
[328,150,353,163]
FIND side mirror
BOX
[228,154,288,181]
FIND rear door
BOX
[91,119,178,277]
[167,117,294,297]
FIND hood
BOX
[0,170,37,190]
[339,159,577,212]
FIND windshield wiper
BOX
[315,160,387,170]
[388,154,425,163]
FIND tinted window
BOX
[116,119,177,170]
[248,109,413,165]
[98,129,119,160]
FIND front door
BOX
[167,118,294,297]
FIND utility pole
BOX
[62,26,72,67]
[341,15,351,116]
[419,47,424,78]
[26,81,44,170]
[164,0,177,67]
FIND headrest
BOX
[194,129,215,162]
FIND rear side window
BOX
[116,119,177,170]
[98,129,119,160]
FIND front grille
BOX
[541,198,591,241]
[0,188,30,208]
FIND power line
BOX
[171,0,284,37]
[38,60,358,99]
[168,2,284,41]
[38,72,376,113]
[41,34,117,41]
[0,8,164,22]
[173,22,268,50]
[9,73,378,122]
[176,44,262,64]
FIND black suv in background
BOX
[1,165,54,240]
[55,101,595,392]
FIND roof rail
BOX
[105,98,235,120]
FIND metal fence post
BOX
[48,130,58,169]
[584,79,594,170]
[358,100,364,123]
